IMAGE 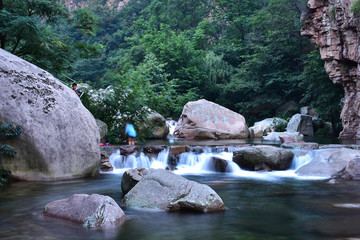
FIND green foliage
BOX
[299,50,343,136]
[272,118,288,132]
[2,0,345,139]
[0,121,22,157]
[0,169,11,187]
[0,122,22,137]
[351,0,360,17]
[0,121,21,186]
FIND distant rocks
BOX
[174,99,249,139]
[122,169,226,212]
[43,194,125,229]
[233,146,294,171]
[96,119,108,140]
[264,132,303,142]
[141,111,169,139]
[279,135,319,150]
[296,148,360,178]
[286,114,314,137]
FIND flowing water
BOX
[2,146,360,240]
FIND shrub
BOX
[0,121,22,186]
[351,0,360,17]
[272,118,288,132]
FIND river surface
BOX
[1,172,360,240]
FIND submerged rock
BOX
[0,49,100,181]
[296,148,360,178]
[174,99,249,139]
[122,169,226,212]
[233,146,294,171]
[43,194,125,229]
[210,157,230,172]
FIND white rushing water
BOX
[108,146,325,181]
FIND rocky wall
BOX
[301,0,360,139]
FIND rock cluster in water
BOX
[0,49,100,180]
[301,0,360,139]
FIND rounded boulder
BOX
[0,49,100,180]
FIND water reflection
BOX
[2,174,360,240]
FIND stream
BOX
[1,140,360,239]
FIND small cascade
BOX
[166,120,177,136]
[107,146,321,180]
[290,150,313,170]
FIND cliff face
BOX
[301,0,360,139]
[62,0,131,11]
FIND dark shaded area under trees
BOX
[0,0,344,141]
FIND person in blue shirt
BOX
[125,123,136,145]
[72,83,81,97]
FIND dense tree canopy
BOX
[0,0,344,139]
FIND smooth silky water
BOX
[2,140,360,240]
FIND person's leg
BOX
[128,137,131,145]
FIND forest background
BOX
[0,0,345,142]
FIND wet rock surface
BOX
[119,145,140,156]
[233,146,294,171]
[122,169,226,212]
[43,194,125,229]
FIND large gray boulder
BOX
[233,146,294,171]
[287,114,314,136]
[142,112,169,139]
[122,169,226,212]
[0,49,100,180]
[296,148,360,178]
[43,194,125,229]
[174,99,249,139]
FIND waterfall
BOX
[107,146,320,180]
[290,150,313,170]
[166,120,177,136]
